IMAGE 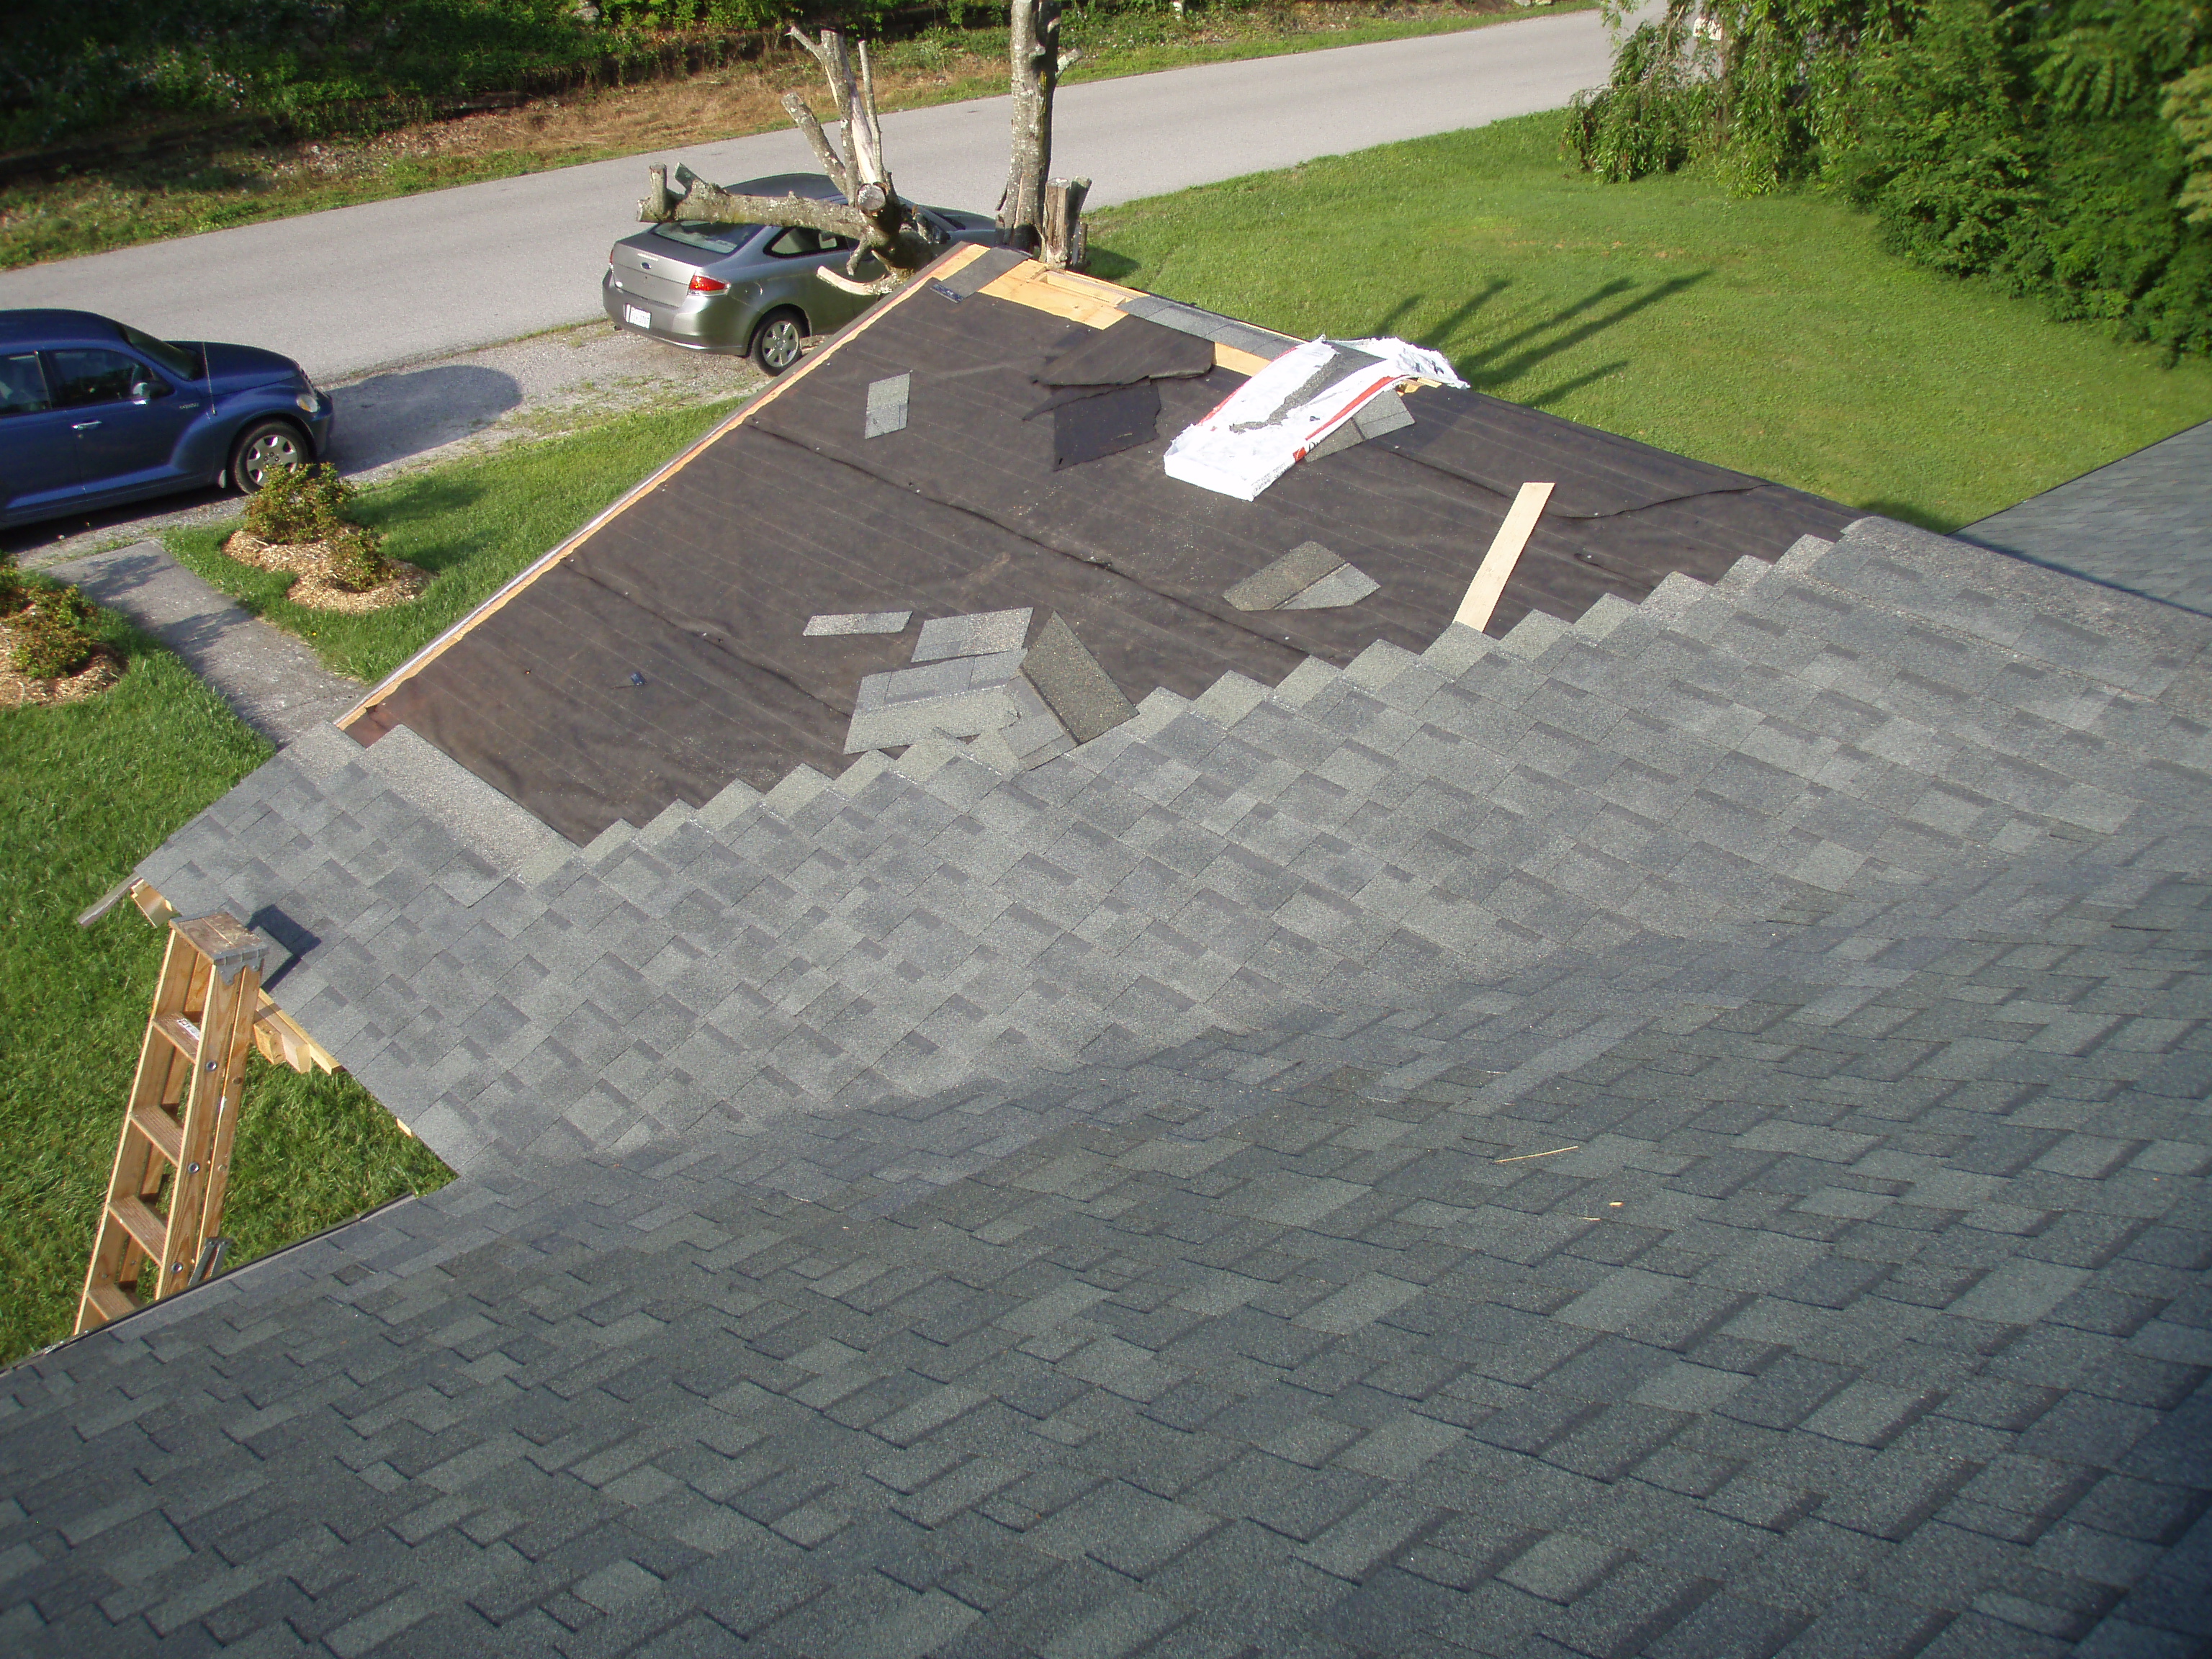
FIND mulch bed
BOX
[223,531,431,612]
[0,617,121,708]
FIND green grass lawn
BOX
[1087,113,2212,530]
[0,611,449,1367]
[168,397,739,685]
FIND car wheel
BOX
[749,309,806,376]
[230,418,310,493]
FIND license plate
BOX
[625,305,652,329]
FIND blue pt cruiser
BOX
[0,309,336,531]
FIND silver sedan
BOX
[603,172,1000,372]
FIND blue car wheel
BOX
[230,418,309,493]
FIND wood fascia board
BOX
[335,240,998,734]
[130,880,176,929]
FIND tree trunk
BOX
[999,0,1066,257]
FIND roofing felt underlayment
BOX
[13,248,2211,1656]
[346,248,1853,845]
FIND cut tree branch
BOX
[780,91,852,199]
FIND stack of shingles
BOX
[819,605,1136,770]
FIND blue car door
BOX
[47,347,202,499]
[0,351,84,523]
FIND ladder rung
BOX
[152,1013,203,1056]
[110,1195,166,1259]
[81,1282,136,1326]
[129,1104,184,1166]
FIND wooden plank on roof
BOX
[1455,480,1555,634]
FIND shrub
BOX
[0,564,28,617]
[243,461,356,544]
[240,460,399,590]
[1565,0,2212,356]
[323,526,395,593]
[9,586,100,679]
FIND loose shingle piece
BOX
[997,675,1075,768]
[1034,319,1216,387]
[845,649,1025,752]
[913,608,1033,662]
[1224,541,1377,612]
[804,611,912,637]
[864,373,912,439]
[1280,563,1382,610]
[1117,292,1294,362]
[1020,612,1136,743]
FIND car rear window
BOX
[650,223,760,256]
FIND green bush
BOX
[0,565,28,618]
[323,526,395,593]
[242,461,395,588]
[1565,0,2212,356]
[243,459,357,544]
[9,587,102,679]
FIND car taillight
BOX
[688,274,729,294]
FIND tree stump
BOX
[1040,177,1090,271]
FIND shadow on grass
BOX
[1349,282,1511,354]
[358,475,493,575]
[1526,360,1632,410]
[1085,247,1144,285]
[1454,271,1712,391]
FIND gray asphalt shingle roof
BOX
[4,415,2210,1649]
[1960,418,2212,620]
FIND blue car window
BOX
[48,349,150,408]
[0,352,50,416]
[116,323,200,382]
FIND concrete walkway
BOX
[44,540,361,747]
[1959,417,2212,617]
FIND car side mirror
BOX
[130,382,154,404]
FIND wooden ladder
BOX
[76,913,267,1334]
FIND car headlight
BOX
[296,390,323,414]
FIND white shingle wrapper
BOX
[1163,337,1465,502]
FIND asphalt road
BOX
[0,9,1619,382]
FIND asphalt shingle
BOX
[5,513,2209,1655]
